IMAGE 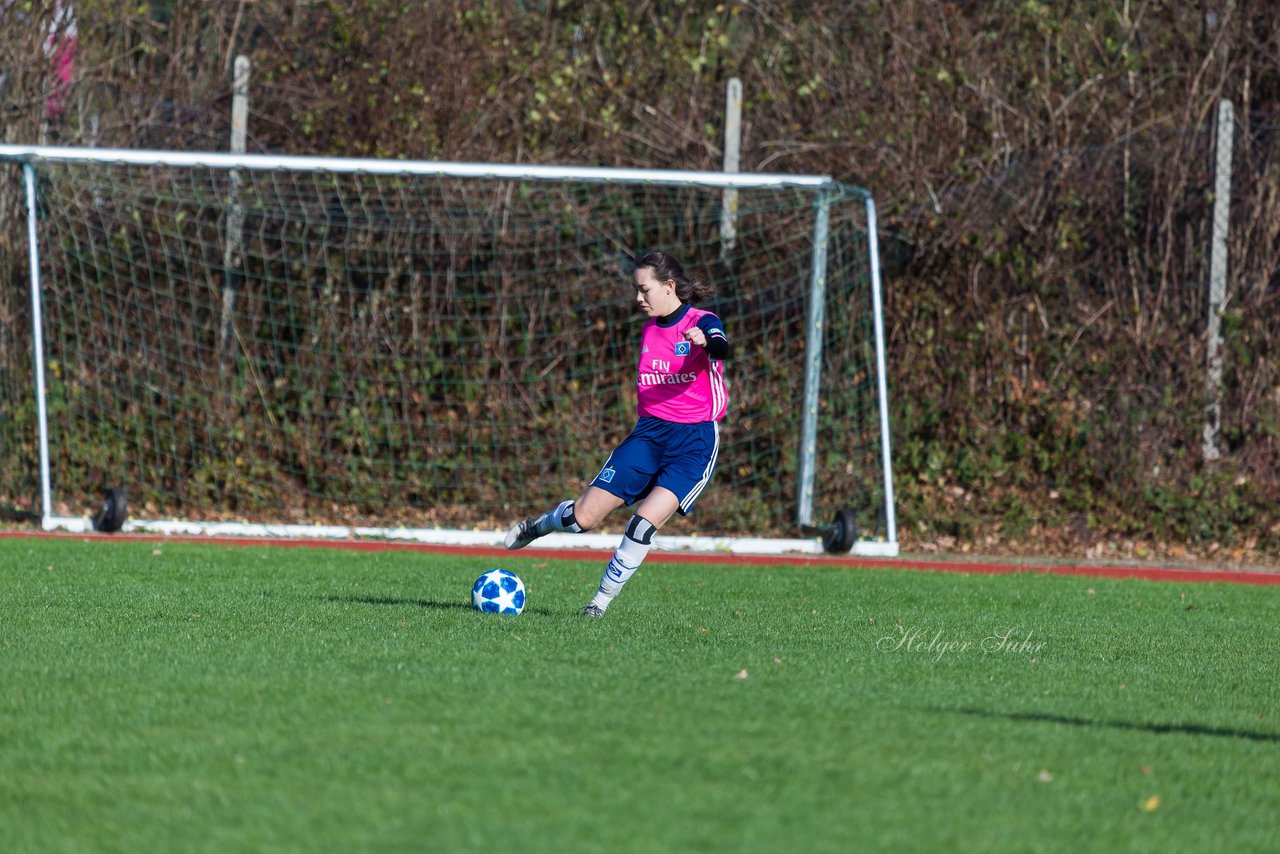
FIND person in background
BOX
[43,1,77,123]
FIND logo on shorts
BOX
[598,466,616,483]
[674,341,691,356]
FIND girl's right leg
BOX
[569,486,626,530]
[503,486,624,550]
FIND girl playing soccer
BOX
[504,250,730,616]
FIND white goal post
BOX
[0,144,898,557]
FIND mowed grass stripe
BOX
[1,538,1277,852]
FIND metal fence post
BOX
[1203,98,1233,462]
[220,55,250,362]
[720,77,742,258]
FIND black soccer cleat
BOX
[578,603,606,618]
[504,515,543,550]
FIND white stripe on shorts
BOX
[680,421,720,511]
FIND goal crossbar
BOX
[0,144,842,191]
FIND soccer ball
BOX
[471,568,526,615]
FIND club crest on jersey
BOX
[597,466,616,483]
[674,341,691,356]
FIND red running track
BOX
[3,530,1278,586]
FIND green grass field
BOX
[2,537,1277,852]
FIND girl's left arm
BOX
[694,314,729,360]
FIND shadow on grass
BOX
[944,706,1280,744]
[320,594,556,616]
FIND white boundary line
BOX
[43,516,900,557]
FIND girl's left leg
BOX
[582,487,680,616]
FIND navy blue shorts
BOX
[591,417,721,515]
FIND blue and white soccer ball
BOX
[471,568,526,615]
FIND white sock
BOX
[590,515,656,611]
[537,500,582,536]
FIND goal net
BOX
[1,146,897,556]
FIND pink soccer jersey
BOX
[635,306,728,423]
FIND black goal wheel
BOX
[91,487,128,533]
[822,507,858,554]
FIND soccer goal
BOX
[0,145,897,556]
